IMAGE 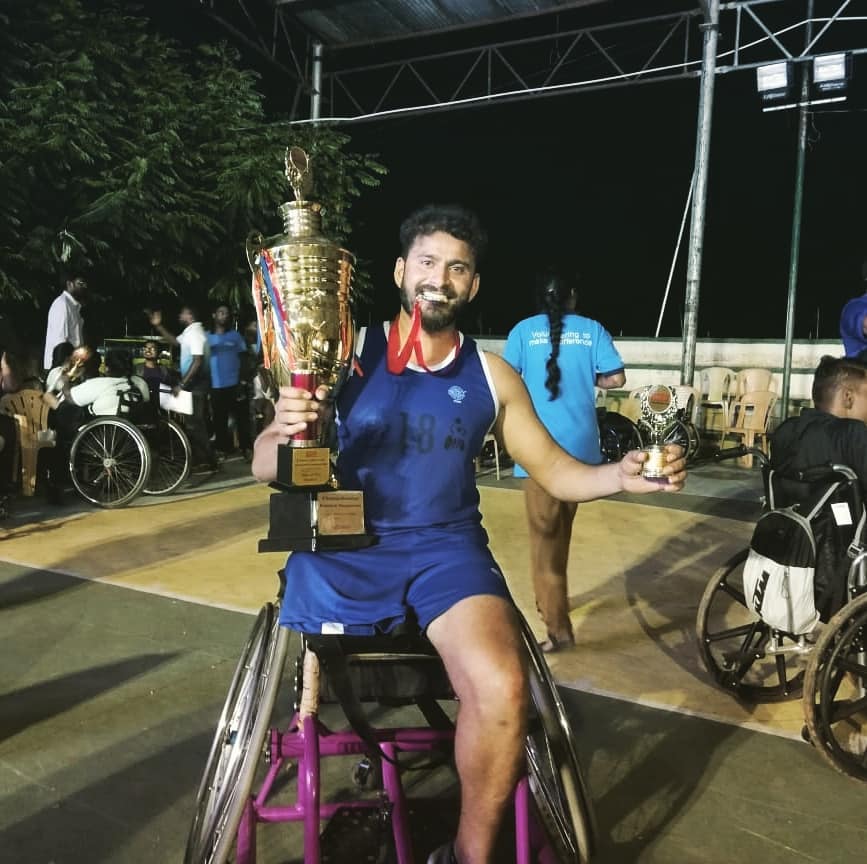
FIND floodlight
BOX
[756,62,793,109]
[812,52,849,96]
[757,62,790,93]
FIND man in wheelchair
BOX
[46,348,149,433]
[252,204,688,864]
[768,354,867,618]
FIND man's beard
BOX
[399,283,465,333]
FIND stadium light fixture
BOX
[756,61,793,111]
[811,52,850,105]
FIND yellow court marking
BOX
[1,484,803,737]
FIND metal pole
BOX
[311,40,323,120]
[680,0,719,387]
[781,1,813,419]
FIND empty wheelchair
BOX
[696,448,867,780]
[69,390,191,508]
[597,407,642,463]
[185,581,596,863]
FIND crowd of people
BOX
[0,273,267,509]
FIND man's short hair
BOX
[812,355,867,410]
[399,204,487,264]
[105,349,133,378]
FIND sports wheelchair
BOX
[185,578,596,864]
[696,448,867,781]
[67,389,192,508]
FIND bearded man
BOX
[253,203,687,864]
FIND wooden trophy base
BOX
[259,445,373,551]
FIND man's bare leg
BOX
[426,595,528,864]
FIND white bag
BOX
[742,508,819,635]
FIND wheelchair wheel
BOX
[598,410,642,463]
[185,603,289,864]
[696,549,805,702]
[519,613,596,863]
[69,416,151,508]
[143,418,192,495]
[803,592,867,781]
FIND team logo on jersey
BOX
[448,385,467,404]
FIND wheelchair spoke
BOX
[718,581,746,605]
[704,622,757,643]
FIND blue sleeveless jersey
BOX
[335,323,498,533]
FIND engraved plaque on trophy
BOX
[636,385,679,481]
[248,146,371,551]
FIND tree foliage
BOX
[0,0,385,331]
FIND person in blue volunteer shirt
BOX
[504,269,626,652]
[208,304,252,458]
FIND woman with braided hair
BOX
[504,269,626,652]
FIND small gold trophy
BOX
[636,385,679,481]
[247,146,371,551]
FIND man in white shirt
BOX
[148,304,216,471]
[43,274,87,371]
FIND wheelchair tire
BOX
[696,548,805,702]
[185,603,289,864]
[143,418,192,495]
[598,410,643,464]
[69,416,151,508]
[637,418,699,463]
[803,591,867,781]
[519,613,596,864]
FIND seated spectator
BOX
[771,355,867,617]
[45,342,75,397]
[1,349,43,395]
[46,349,149,439]
[139,339,174,403]
[771,355,867,483]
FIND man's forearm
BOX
[154,324,178,346]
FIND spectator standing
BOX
[148,305,216,471]
[44,273,87,371]
[838,258,867,359]
[208,304,252,458]
[503,269,626,653]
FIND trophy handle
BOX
[246,230,265,272]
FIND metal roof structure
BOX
[200,1,864,124]
[274,0,613,50]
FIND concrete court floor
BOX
[1,459,867,863]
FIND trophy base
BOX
[641,445,671,483]
[258,489,376,553]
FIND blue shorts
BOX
[278,522,510,635]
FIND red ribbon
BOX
[386,304,461,375]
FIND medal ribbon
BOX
[386,303,461,375]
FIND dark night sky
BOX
[343,67,867,341]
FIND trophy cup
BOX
[636,385,679,481]
[248,146,372,552]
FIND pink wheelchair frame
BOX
[185,598,595,864]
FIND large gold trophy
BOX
[248,146,371,551]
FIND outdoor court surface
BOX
[1,463,866,862]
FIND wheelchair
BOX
[696,448,867,781]
[597,407,642,463]
[68,388,192,508]
[185,580,596,864]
